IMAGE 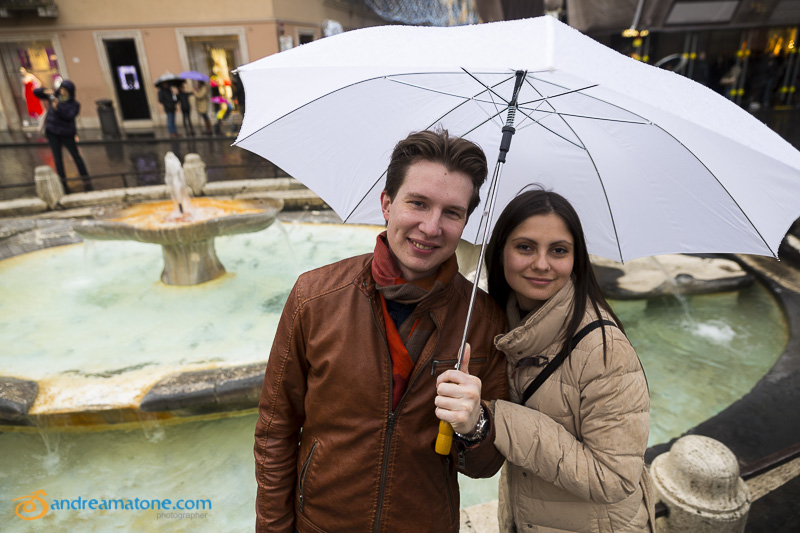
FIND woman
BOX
[193,80,211,135]
[485,190,654,532]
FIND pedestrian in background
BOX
[33,79,92,193]
[158,82,178,137]
[193,80,211,135]
[213,97,232,136]
[178,82,194,136]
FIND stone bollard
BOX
[183,153,207,197]
[34,165,64,209]
[651,435,750,532]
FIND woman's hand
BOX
[434,343,483,435]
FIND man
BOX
[255,130,508,532]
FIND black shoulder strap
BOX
[520,320,617,406]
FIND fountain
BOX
[0,163,794,529]
[73,153,282,285]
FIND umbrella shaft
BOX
[456,77,524,368]
[456,156,507,369]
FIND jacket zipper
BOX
[371,296,392,533]
[298,440,318,514]
[430,357,487,375]
[372,307,443,532]
[443,456,456,523]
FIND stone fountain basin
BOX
[74,197,284,245]
[73,197,285,286]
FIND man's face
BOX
[380,160,473,281]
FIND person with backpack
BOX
[484,189,655,532]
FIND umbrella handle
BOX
[435,420,454,455]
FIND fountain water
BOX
[73,153,282,285]
[0,170,792,528]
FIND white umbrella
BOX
[234,16,800,264]
[234,16,800,454]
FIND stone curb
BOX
[0,179,317,219]
[0,197,47,217]
[140,363,265,415]
[0,377,39,421]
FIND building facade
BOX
[0,0,385,132]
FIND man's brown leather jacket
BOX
[255,253,508,532]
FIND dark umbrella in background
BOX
[153,72,185,87]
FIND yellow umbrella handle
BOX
[435,419,454,455]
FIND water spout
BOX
[164,152,193,220]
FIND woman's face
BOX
[502,213,574,310]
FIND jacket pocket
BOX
[298,440,318,514]
[430,357,486,376]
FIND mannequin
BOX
[20,67,44,118]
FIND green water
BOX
[0,222,383,379]
[0,221,788,528]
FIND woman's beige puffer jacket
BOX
[492,279,655,533]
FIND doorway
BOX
[0,39,62,130]
[104,38,150,121]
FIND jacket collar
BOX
[494,278,575,364]
[354,254,457,314]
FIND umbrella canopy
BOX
[234,16,800,263]
[180,70,210,82]
[153,73,184,87]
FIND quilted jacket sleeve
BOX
[493,333,650,504]
[254,281,308,532]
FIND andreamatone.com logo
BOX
[13,489,212,522]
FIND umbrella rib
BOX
[385,73,513,128]
[460,67,512,107]
[452,107,510,139]
[518,108,649,125]
[236,72,512,146]
[342,169,388,225]
[384,71,517,107]
[513,107,586,150]
[516,84,599,107]
[556,113,626,262]
[343,103,509,223]
[516,75,653,125]
[651,124,777,257]
[386,78,496,103]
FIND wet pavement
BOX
[0,123,287,201]
[1,106,799,202]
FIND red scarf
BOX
[372,232,457,409]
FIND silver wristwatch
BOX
[455,405,488,443]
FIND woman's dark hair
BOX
[485,188,624,358]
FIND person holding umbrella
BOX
[157,81,179,137]
[484,189,654,532]
[181,71,212,135]
[254,129,508,532]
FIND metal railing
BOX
[0,163,289,193]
